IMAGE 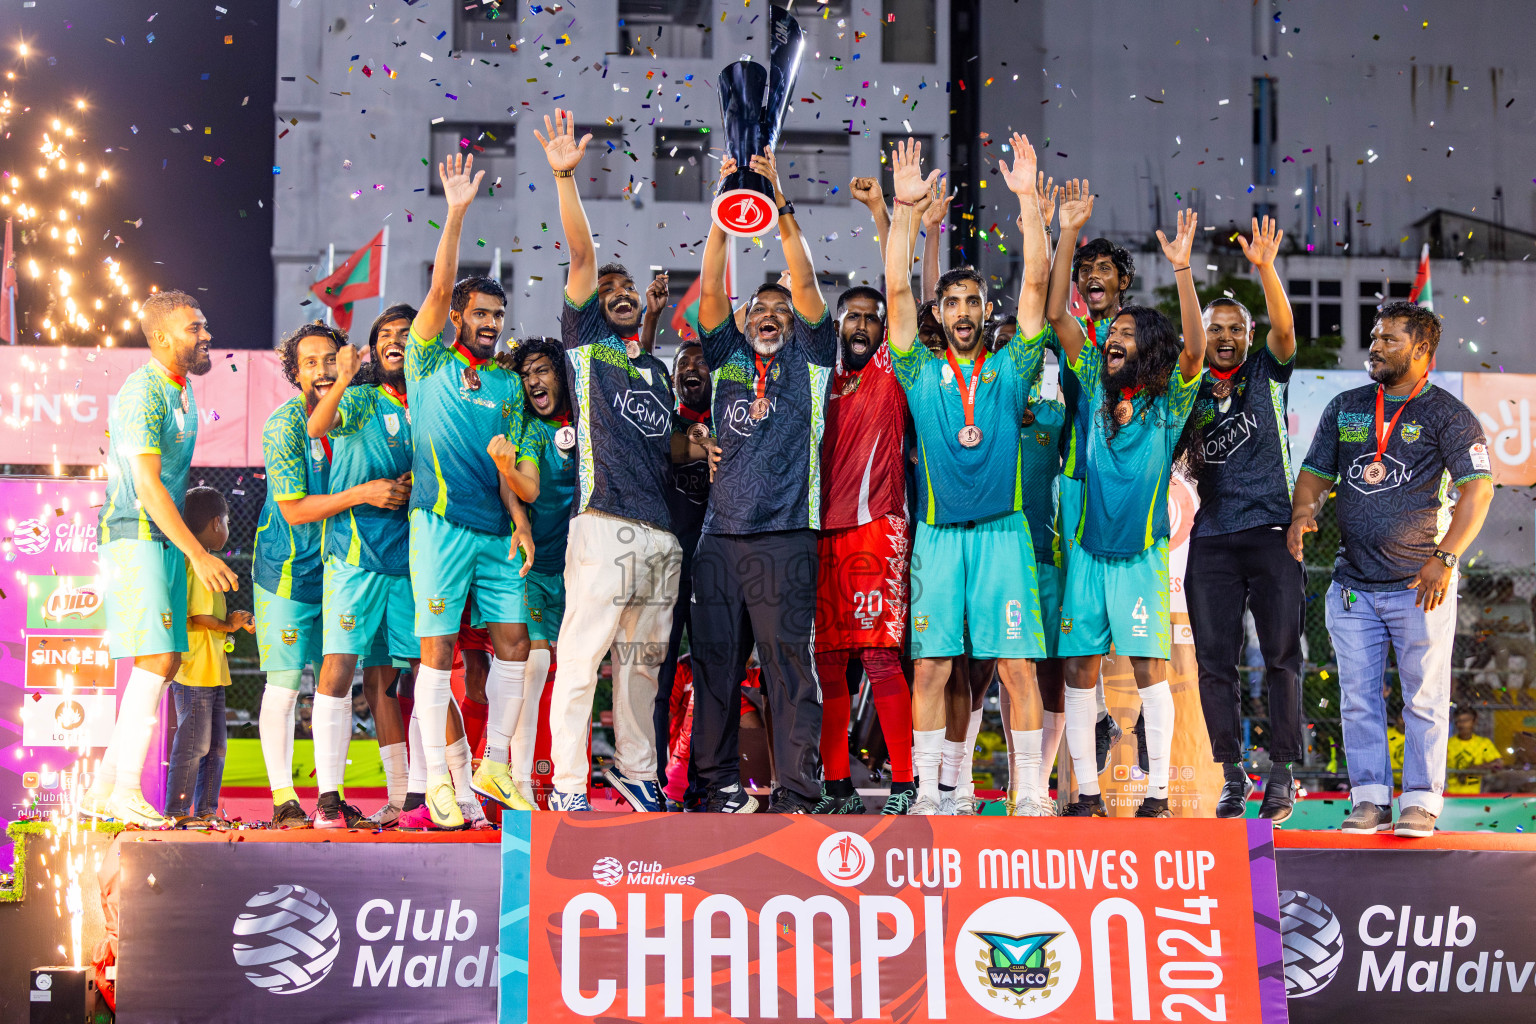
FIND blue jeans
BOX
[1325,580,1456,815]
[165,684,228,818]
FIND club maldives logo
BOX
[712,188,776,237]
[955,897,1081,1018]
[1279,889,1344,997]
[13,518,50,556]
[592,857,624,887]
[232,885,341,994]
[816,831,874,888]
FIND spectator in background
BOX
[164,487,253,824]
[1446,707,1502,794]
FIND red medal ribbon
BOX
[1372,375,1429,464]
[450,340,488,368]
[754,351,778,402]
[944,346,988,431]
[380,382,408,409]
[319,436,332,461]
[676,403,710,424]
[1207,363,1240,382]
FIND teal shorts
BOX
[254,583,324,678]
[523,569,566,644]
[909,512,1046,660]
[103,539,187,660]
[323,557,417,662]
[409,508,526,638]
[1057,475,1083,565]
[1058,539,1171,660]
[1037,558,1063,659]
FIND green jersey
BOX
[326,383,412,574]
[101,362,199,544]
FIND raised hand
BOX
[335,344,361,384]
[646,273,669,316]
[891,137,940,207]
[849,176,884,212]
[1238,215,1283,268]
[1057,178,1094,233]
[486,435,517,479]
[999,133,1039,197]
[1037,173,1058,226]
[438,152,485,210]
[921,174,953,230]
[533,108,591,174]
[747,147,784,205]
[1156,207,1199,268]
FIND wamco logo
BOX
[955,897,1082,1019]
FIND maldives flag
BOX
[1409,242,1433,311]
[311,230,385,332]
[670,272,703,341]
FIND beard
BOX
[180,341,212,376]
[1367,351,1411,386]
[841,333,875,370]
[379,365,407,391]
[1103,359,1139,396]
[943,319,981,355]
[749,332,786,357]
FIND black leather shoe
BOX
[1259,766,1295,824]
[1216,764,1253,818]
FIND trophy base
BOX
[712,188,778,237]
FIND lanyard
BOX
[318,436,332,462]
[1372,375,1429,463]
[676,403,710,424]
[944,346,987,428]
[754,351,778,402]
[380,382,408,409]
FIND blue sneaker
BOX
[548,789,591,812]
[604,767,664,812]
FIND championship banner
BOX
[115,833,502,1023]
[0,476,159,871]
[1276,839,1536,1023]
[499,814,1286,1023]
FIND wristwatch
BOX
[778,200,795,218]
[1432,548,1458,568]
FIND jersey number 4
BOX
[1130,597,1150,639]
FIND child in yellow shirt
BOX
[165,488,253,823]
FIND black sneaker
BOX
[1094,714,1122,774]
[705,784,759,814]
[1258,766,1295,824]
[1135,796,1173,818]
[1133,711,1149,772]
[1062,793,1107,817]
[881,782,917,816]
[769,795,813,814]
[814,781,867,814]
[271,799,312,829]
[1216,763,1254,818]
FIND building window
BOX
[1317,280,1341,297]
[1357,303,1376,348]
[882,0,936,64]
[1388,280,1412,299]
[429,123,515,195]
[618,0,712,60]
[574,124,629,201]
[777,131,851,206]
[654,129,710,204]
[454,0,517,53]
[1287,278,1313,340]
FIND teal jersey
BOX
[101,362,199,544]
[254,396,330,603]
[1071,343,1202,558]
[891,327,1044,525]
[1058,317,1109,481]
[515,415,578,576]
[1019,392,1066,563]
[406,325,523,536]
[326,383,413,575]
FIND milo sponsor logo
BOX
[27,575,108,629]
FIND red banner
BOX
[3,345,286,467]
[508,814,1285,1023]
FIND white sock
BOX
[1065,687,1101,797]
[959,707,983,792]
[1095,679,1108,721]
[312,694,351,795]
[512,648,551,779]
[1009,729,1043,805]
[939,738,966,789]
[447,736,475,804]
[1039,710,1066,794]
[111,667,171,797]
[415,665,452,779]
[407,713,426,794]
[87,758,116,798]
[484,656,526,766]
[379,742,408,807]
[913,728,944,797]
[1140,681,1176,800]
[259,682,300,794]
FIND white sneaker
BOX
[953,786,977,816]
[105,791,169,829]
[80,786,114,820]
[937,790,958,816]
[512,777,537,807]
[366,802,403,828]
[912,790,942,815]
[1033,796,1060,817]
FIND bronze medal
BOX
[555,425,577,451]
[625,339,642,359]
[748,397,770,421]
[686,422,710,445]
[958,424,983,448]
[1211,378,1234,400]
[1020,407,1036,428]
[462,365,482,391]
[1361,460,1387,485]
[1113,399,1134,425]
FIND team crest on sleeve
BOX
[1470,442,1492,472]
[338,614,356,632]
[280,627,299,646]
[501,400,513,419]
[160,610,174,630]
[428,597,446,616]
